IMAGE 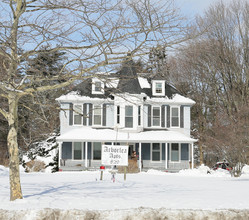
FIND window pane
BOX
[74,142,82,160]
[153,108,160,116]
[155,83,162,93]
[172,108,179,117]
[125,117,133,128]
[153,118,160,126]
[172,117,179,127]
[95,82,101,91]
[181,144,189,160]
[153,143,160,150]
[125,106,133,116]
[152,152,160,161]
[93,142,101,160]
[94,115,101,125]
[74,115,82,125]
[171,144,179,161]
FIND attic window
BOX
[152,80,165,96]
[92,79,104,94]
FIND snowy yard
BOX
[1,165,249,219]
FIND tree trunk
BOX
[7,94,23,201]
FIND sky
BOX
[176,0,234,18]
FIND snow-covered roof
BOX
[57,127,197,143]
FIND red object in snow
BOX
[100,166,105,170]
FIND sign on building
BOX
[101,145,128,166]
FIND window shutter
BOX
[69,103,73,126]
[148,104,151,127]
[89,104,93,126]
[161,105,165,127]
[83,103,87,125]
[167,105,170,128]
[180,106,184,128]
[102,104,106,126]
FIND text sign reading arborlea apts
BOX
[101,145,128,166]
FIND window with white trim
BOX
[125,106,133,128]
[73,105,82,125]
[171,107,179,127]
[92,79,104,94]
[171,143,179,161]
[93,105,102,125]
[152,80,165,96]
[73,142,82,160]
[152,107,160,126]
[152,143,161,161]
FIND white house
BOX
[56,59,196,172]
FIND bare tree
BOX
[169,0,249,170]
[0,0,186,200]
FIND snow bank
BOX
[179,164,231,177]
[242,165,249,175]
[0,208,249,220]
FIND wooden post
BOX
[100,170,103,180]
[124,166,126,181]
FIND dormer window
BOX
[92,78,104,94]
[152,80,165,96]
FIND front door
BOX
[128,144,135,159]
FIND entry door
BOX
[128,144,135,159]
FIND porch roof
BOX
[57,128,197,143]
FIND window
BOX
[95,82,101,92]
[171,107,179,127]
[181,144,189,160]
[73,142,82,160]
[171,143,179,161]
[152,143,161,161]
[138,106,141,126]
[152,107,160,126]
[93,105,102,125]
[155,83,162,93]
[125,106,133,128]
[152,80,165,96]
[117,106,120,124]
[73,105,82,125]
[93,142,101,160]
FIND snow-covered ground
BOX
[1,165,249,219]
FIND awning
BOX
[57,127,197,143]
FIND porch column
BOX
[191,143,194,169]
[85,141,88,168]
[165,143,168,169]
[58,142,62,167]
[139,142,142,172]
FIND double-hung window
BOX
[152,143,161,161]
[125,106,133,128]
[93,105,102,125]
[138,106,141,126]
[171,107,179,127]
[73,105,82,125]
[152,107,160,126]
